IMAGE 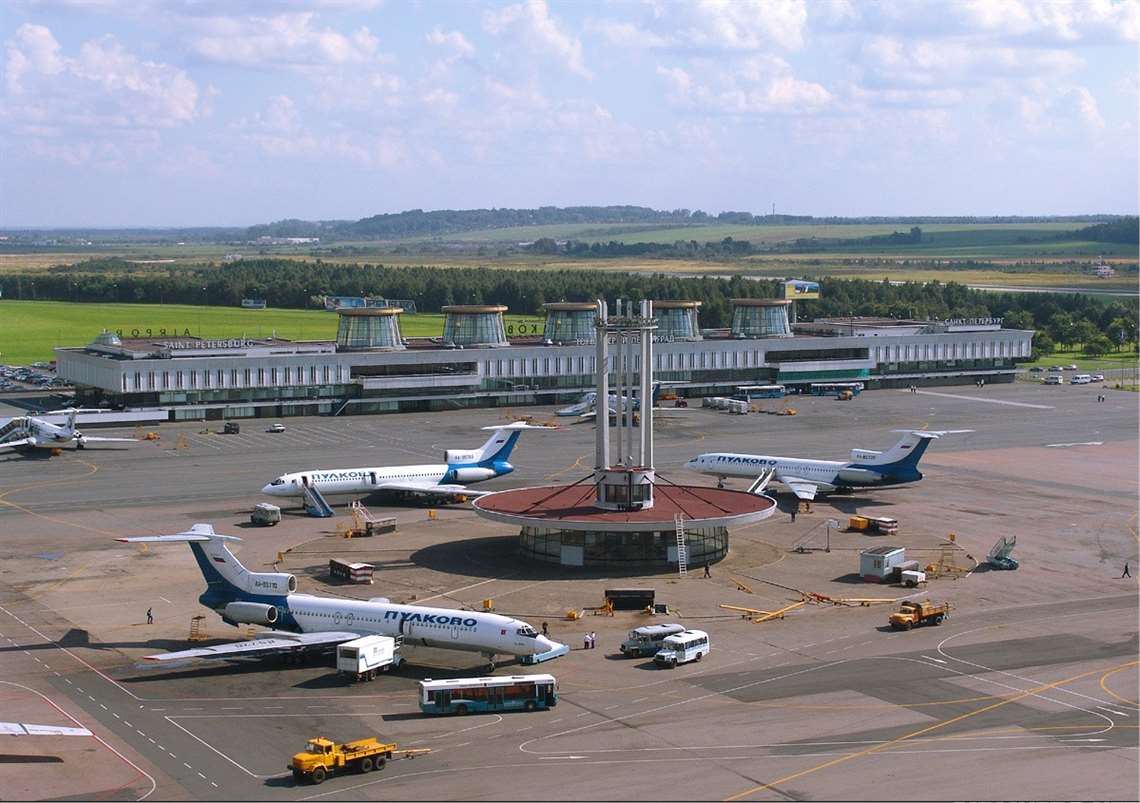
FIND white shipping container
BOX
[337,635,400,681]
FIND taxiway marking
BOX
[902,389,1053,409]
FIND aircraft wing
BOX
[776,475,820,501]
[375,480,489,498]
[78,436,137,443]
[0,722,92,737]
[142,630,362,663]
[0,438,36,450]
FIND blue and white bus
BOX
[809,382,865,397]
[732,384,786,401]
[419,674,557,715]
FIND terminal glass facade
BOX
[518,525,729,568]
[653,306,702,341]
[336,313,403,350]
[543,311,595,344]
[732,305,791,338]
[443,313,508,347]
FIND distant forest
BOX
[2,206,1131,244]
[4,259,1135,355]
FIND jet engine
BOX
[450,467,497,483]
[223,601,279,626]
[243,572,297,595]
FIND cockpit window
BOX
[269,478,285,486]
[516,625,537,638]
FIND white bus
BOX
[653,629,710,668]
[1070,374,1092,385]
[419,674,557,715]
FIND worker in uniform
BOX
[146,607,153,625]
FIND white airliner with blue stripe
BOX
[685,429,971,501]
[117,524,568,670]
[261,422,551,501]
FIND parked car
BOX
[266,423,286,433]
[1091,374,1105,382]
[1028,366,1044,373]
[1048,366,1063,372]
[1063,364,1078,370]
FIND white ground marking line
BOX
[298,742,1117,802]
[0,604,141,699]
[1045,441,1104,448]
[1096,705,1130,716]
[164,717,262,778]
[159,597,172,604]
[902,389,1054,409]
[183,762,192,769]
[937,610,1134,710]
[416,577,500,603]
[921,655,946,664]
[0,680,157,801]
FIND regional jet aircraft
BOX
[0,722,91,737]
[685,429,971,501]
[555,384,665,417]
[118,524,568,671]
[261,421,552,502]
[0,408,137,453]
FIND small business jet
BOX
[261,421,551,502]
[118,525,567,671]
[555,384,665,418]
[0,408,137,452]
[685,429,971,501]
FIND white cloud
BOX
[483,0,591,78]
[685,0,808,50]
[3,24,200,129]
[1018,84,1107,132]
[426,27,474,57]
[585,18,670,48]
[189,12,382,69]
[658,56,831,114]
[858,35,1082,88]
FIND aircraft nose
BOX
[261,483,277,494]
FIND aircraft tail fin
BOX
[860,429,971,472]
[445,422,553,467]
[118,524,295,606]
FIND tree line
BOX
[4,258,1135,355]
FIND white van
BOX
[653,629,710,668]
[621,623,686,657]
[1070,374,1092,385]
[1043,375,1062,385]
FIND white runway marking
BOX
[1045,441,1104,448]
[901,389,1053,409]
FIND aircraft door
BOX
[370,472,377,486]
[301,475,310,487]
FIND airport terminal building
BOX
[55,300,1033,420]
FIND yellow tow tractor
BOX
[888,600,951,631]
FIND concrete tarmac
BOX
[0,381,1135,800]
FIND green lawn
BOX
[1020,348,1140,372]
[0,300,541,366]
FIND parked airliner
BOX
[261,421,551,501]
[118,524,568,670]
[685,429,971,501]
[0,408,137,452]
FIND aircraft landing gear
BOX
[716,477,725,489]
[483,653,496,673]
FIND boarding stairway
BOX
[674,515,688,577]
[0,418,30,445]
[303,484,334,518]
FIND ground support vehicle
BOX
[620,623,685,657]
[250,503,281,526]
[653,629,710,668]
[337,635,401,681]
[290,737,395,784]
[889,600,951,630]
[223,421,240,434]
[419,674,557,714]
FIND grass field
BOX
[0,301,542,366]
[1020,348,1140,372]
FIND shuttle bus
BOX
[419,674,557,715]
[810,382,865,397]
[732,385,786,401]
[653,630,711,668]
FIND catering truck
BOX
[337,635,401,682]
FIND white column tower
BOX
[593,299,656,511]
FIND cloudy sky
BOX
[2,0,1137,226]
